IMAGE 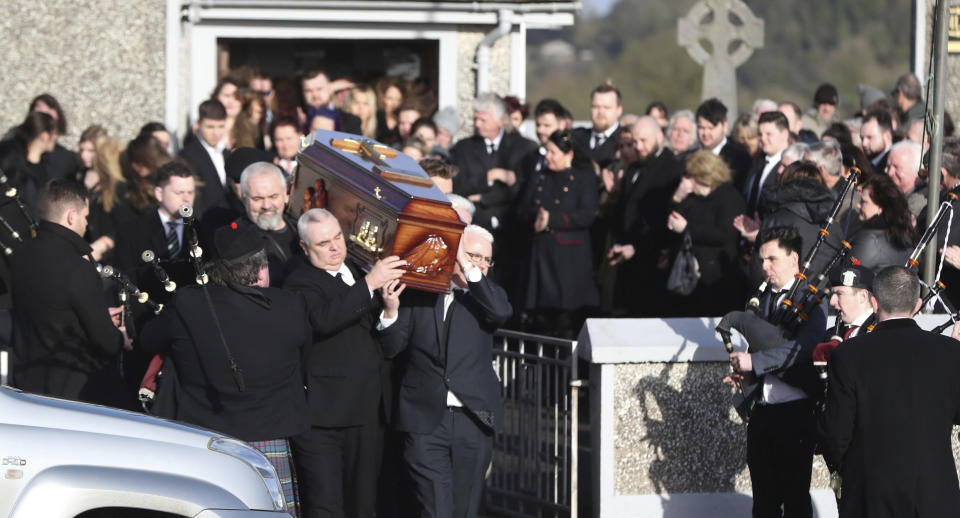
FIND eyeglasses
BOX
[466,251,495,267]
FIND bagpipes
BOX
[178,204,209,286]
[906,191,960,334]
[718,168,863,350]
[97,264,163,344]
[0,169,38,255]
[771,167,862,330]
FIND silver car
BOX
[0,385,293,518]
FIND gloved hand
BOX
[813,339,841,364]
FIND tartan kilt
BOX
[249,438,300,517]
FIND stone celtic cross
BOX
[678,0,764,124]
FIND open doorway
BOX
[217,38,439,94]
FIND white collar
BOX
[484,128,504,150]
[157,209,179,226]
[710,137,728,155]
[594,123,619,139]
[198,134,226,154]
[849,310,874,328]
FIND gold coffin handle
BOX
[348,220,384,254]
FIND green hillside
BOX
[526,0,912,119]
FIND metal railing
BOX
[486,329,583,518]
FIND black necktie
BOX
[594,133,605,150]
[486,141,495,154]
[767,289,784,319]
[166,221,180,258]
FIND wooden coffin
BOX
[287,129,465,294]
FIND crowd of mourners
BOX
[2,65,960,518]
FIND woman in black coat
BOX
[666,151,746,316]
[517,129,598,337]
[0,111,58,210]
[849,173,914,273]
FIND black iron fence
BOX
[486,329,583,518]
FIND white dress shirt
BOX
[591,123,619,150]
[760,280,809,405]
[157,210,183,248]
[199,136,227,186]
[379,266,483,407]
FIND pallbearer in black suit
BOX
[570,82,623,168]
[140,223,310,515]
[283,208,407,518]
[180,100,230,216]
[233,162,301,286]
[819,266,960,518]
[378,224,512,518]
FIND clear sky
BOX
[582,0,619,18]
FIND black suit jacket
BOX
[11,221,125,405]
[718,140,754,193]
[180,139,230,216]
[450,131,537,228]
[282,257,389,427]
[819,318,960,518]
[571,125,621,168]
[731,286,827,417]
[743,156,782,216]
[113,210,196,302]
[140,285,311,442]
[379,275,512,433]
[616,149,682,248]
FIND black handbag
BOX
[666,231,700,296]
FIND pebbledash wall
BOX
[0,1,561,153]
[0,0,166,149]
[580,315,960,518]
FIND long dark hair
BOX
[863,173,915,248]
[14,112,56,145]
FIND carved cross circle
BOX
[678,0,764,67]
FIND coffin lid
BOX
[298,129,449,208]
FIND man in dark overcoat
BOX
[11,179,129,406]
[139,223,310,515]
[819,266,960,518]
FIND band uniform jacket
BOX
[139,285,310,442]
[735,285,827,416]
[282,256,390,427]
[571,125,621,169]
[819,318,960,518]
[378,274,513,433]
[180,138,230,216]
[516,166,599,311]
[450,131,537,229]
[11,221,126,405]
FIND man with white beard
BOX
[234,162,302,285]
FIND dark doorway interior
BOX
[219,38,439,87]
